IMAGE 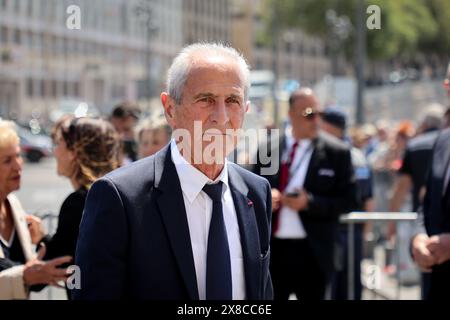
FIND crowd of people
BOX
[0,42,449,300]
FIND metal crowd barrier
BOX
[36,211,419,300]
[339,212,418,300]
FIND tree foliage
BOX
[263,0,449,61]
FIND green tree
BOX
[263,0,440,62]
[421,0,450,57]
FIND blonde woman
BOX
[34,116,120,299]
[135,116,172,159]
[0,120,71,299]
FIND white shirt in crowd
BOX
[274,136,313,239]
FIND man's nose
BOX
[211,100,230,125]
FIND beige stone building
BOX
[0,0,184,122]
[182,0,230,45]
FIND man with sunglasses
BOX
[253,88,357,300]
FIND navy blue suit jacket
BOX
[73,144,273,300]
[423,128,450,235]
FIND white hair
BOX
[166,42,250,104]
[135,115,171,142]
[419,103,444,130]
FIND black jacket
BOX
[423,128,450,236]
[32,187,87,297]
[252,131,357,277]
[73,144,273,300]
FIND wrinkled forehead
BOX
[292,95,319,110]
[0,144,20,158]
[185,65,246,97]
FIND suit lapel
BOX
[154,146,199,300]
[303,136,323,190]
[436,132,450,224]
[228,165,261,300]
[438,133,450,192]
[8,194,35,261]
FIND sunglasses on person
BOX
[300,107,323,120]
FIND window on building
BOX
[51,35,58,55]
[34,33,42,51]
[120,2,128,34]
[26,78,34,97]
[13,29,21,45]
[34,79,42,97]
[74,82,80,97]
[26,0,32,17]
[63,37,69,56]
[51,80,58,98]
[0,26,8,44]
[297,43,304,55]
[40,79,45,97]
[63,81,69,96]
[28,31,34,48]
[13,0,21,14]
[285,41,292,53]
[0,0,7,11]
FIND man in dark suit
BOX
[411,66,450,300]
[73,43,273,300]
[389,104,444,299]
[253,88,356,300]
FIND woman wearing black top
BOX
[30,116,121,299]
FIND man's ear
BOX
[161,92,176,127]
[245,101,250,113]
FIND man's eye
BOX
[198,97,214,104]
[226,97,240,105]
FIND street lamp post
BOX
[355,0,366,125]
[134,0,158,113]
[271,0,280,127]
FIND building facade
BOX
[0,0,183,122]
[182,0,230,45]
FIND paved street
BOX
[16,157,72,216]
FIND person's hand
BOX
[386,221,396,243]
[412,233,437,272]
[26,215,46,245]
[426,233,450,265]
[281,188,309,212]
[271,188,281,212]
[22,245,72,287]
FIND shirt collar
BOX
[170,139,229,204]
[287,134,312,150]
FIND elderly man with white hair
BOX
[73,43,273,300]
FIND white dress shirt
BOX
[170,139,246,300]
[274,137,313,239]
